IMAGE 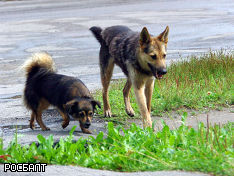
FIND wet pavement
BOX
[0,0,234,174]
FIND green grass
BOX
[94,51,233,121]
[0,114,233,175]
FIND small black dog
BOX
[22,52,100,134]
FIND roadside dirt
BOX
[129,107,234,130]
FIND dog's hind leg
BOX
[30,112,36,129]
[101,59,114,117]
[145,78,155,113]
[35,99,50,131]
[123,79,135,117]
[99,45,114,117]
[24,88,40,130]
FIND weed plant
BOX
[0,113,233,175]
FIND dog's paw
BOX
[82,128,92,134]
[42,127,50,131]
[62,121,69,129]
[126,108,135,117]
[104,109,112,117]
[143,120,152,129]
[30,123,35,130]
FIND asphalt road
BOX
[0,0,233,175]
[0,0,233,127]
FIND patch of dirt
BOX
[128,107,234,130]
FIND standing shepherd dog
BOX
[22,53,101,134]
[90,25,169,128]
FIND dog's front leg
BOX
[58,110,70,129]
[145,78,155,113]
[80,125,92,134]
[133,81,152,128]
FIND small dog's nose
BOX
[84,122,91,128]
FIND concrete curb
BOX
[0,165,210,176]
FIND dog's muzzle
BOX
[84,122,91,129]
[148,63,167,79]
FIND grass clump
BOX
[95,51,233,120]
[0,115,233,175]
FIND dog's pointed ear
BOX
[63,99,78,115]
[158,26,169,43]
[91,100,101,110]
[139,27,151,46]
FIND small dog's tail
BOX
[22,52,56,77]
[89,26,103,44]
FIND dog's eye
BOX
[163,54,166,58]
[88,112,93,116]
[151,54,157,60]
[79,112,85,118]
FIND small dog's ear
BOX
[158,26,169,43]
[91,100,101,110]
[63,99,78,115]
[139,27,151,46]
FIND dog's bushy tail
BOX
[22,52,56,77]
[89,26,103,44]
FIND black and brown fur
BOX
[22,53,101,134]
[90,25,169,128]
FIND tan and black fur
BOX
[22,53,101,134]
[90,25,169,128]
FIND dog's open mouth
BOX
[157,74,163,79]
[148,64,164,79]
